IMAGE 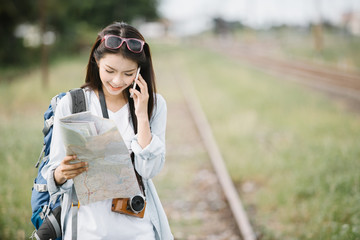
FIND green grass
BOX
[0,55,86,239]
[152,42,360,239]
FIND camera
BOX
[129,195,145,213]
[111,195,146,218]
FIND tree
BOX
[0,0,38,68]
[0,0,159,72]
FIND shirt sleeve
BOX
[42,94,74,196]
[131,94,167,180]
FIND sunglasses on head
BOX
[101,35,145,53]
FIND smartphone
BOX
[130,67,141,98]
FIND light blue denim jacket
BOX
[43,89,173,240]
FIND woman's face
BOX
[97,53,138,96]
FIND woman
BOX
[44,22,173,239]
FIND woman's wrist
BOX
[136,113,148,122]
[54,167,66,186]
[137,117,152,148]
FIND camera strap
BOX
[98,86,146,197]
[98,86,109,119]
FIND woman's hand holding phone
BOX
[129,67,149,120]
[129,67,152,148]
[130,67,141,98]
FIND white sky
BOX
[158,0,360,35]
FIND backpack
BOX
[31,88,87,240]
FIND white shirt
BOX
[44,88,173,240]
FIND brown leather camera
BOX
[111,195,146,218]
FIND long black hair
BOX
[82,22,157,132]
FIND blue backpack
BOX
[31,88,86,240]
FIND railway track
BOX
[158,39,360,239]
[160,39,359,239]
[154,52,256,239]
[174,68,257,240]
[202,39,360,106]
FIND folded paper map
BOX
[59,111,141,205]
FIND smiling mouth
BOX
[109,84,125,91]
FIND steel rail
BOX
[239,55,360,102]
[177,73,257,240]
[200,39,360,103]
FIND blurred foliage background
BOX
[0,0,158,71]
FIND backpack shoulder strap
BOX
[69,88,87,114]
